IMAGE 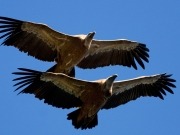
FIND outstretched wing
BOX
[13,67,81,109]
[103,74,176,109]
[0,16,75,62]
[78,39,149,69]
[12,68,97,109]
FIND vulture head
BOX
[84,32,96,48]
[103,74,118,98]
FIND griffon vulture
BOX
[12,68,176,129]
[0,16,149,76]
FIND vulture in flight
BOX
[12,68,176,130]
[0,16,149,76]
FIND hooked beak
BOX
[89,31,96,38]
[107,74,118,83]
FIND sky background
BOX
[0,0,179,135]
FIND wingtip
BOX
[0,16,22,22]
[12,68,23,74]
[140,62,145,70]
[139,43,150,52]
[159,96,164,100]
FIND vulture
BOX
[0,16,150,76]
[12,68,176,130]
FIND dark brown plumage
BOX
[0,16,150,106]
[12,68,176,129]
[0,16,149,72]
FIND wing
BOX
[40,72,98,98]
[0,16,75,62]
[12,68,98,109]
[12,67,82,109]
[78,39,149,69]
[103,74,176,109]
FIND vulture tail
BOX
[67,109,98,130]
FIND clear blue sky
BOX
[0,1,179,135]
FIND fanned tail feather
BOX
[67,109,98,130]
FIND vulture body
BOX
[13,68,176,129]
[0,16,150,74]
[0,16,150,104]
